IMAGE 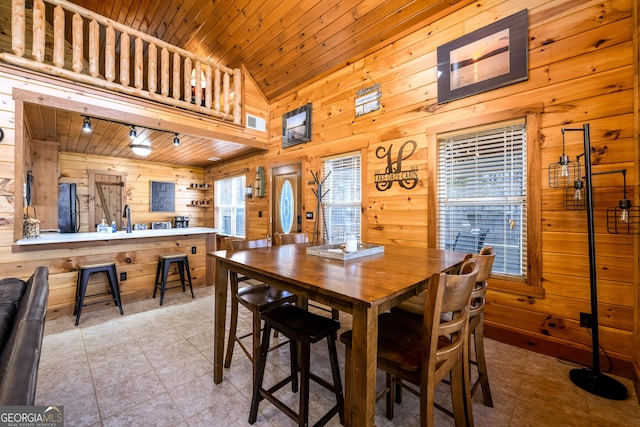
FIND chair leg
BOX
[153,259,162,299]
[177,261,186,292]
[473,320,493,407]
[298,343,311,426]
[385,373,395,420]
[327,332,344,424]
[249,323,272,424]
[450,355,469,427]
[224,300,240,368]
[289,338,299,393]
[183,257,195,298]
[343,345,352,427]
[160,258,171,306]
[106,267,124,315]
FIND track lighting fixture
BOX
[82,116,92,132]
[173,133,180,146]
[129,126,137,139]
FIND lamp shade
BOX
[129,143,153,156]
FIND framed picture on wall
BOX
[282,103,312,148]
[437,9,528,104]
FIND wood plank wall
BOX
[208,0,639,377]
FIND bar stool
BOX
[153,253,194,305]
[74,262,123,326]
[249,303,344,427]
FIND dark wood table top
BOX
[210,243,467,309]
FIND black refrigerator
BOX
[58,183,79,233]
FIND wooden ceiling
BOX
[24,0,473,167]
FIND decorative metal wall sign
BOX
[374,140,418,191]
[355,83,381,117]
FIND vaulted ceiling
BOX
[24,0,474,166]
[68,0,472,101]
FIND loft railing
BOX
[0,0,242,124]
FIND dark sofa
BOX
[0,266,49,405]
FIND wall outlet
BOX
[120,272,127,281]
[579,312,593,328]
[191,246,197,254]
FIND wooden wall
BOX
[208,0,639,378]
[59,152,212,231]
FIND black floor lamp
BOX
[549,123,633,400]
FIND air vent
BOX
[246,114,266,132]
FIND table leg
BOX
[349,304,378,427]
[214,260,228,384]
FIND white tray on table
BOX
[306,243,384,260]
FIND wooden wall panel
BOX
[207,0,639,376]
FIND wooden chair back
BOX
[225,237,271,250]
[469,246,495,319]
[273,232,308,246]
[422,257,478,425]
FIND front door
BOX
[272,163,302,236]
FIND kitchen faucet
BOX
[123,204,131,233]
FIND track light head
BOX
[82,117,92,132]
[129,126,137,139]
[173,133,180,146]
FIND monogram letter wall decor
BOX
[374,140,418,191]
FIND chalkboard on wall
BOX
[150,181,175,212]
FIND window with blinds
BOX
[214,175,246,238]
[323,153,361,241]
[438,122,527,277]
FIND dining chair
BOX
[468,245,495,407]
[223,237,297,369]
[340,257,478,426]
[273,232,340,321]
[273,232,308,245]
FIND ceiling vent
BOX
[246,114,266,132]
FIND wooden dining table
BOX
[209,243,467,426]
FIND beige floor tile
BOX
[36,289,640,426]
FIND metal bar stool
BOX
[249,303,344,427]
[153,253,194,305]
[74,262,123,326]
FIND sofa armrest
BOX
[0,266,49,405]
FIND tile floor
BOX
[36,286,640,426]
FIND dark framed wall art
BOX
[437,9,528,104]
[282,103,312,148]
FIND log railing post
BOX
[120,33,130,87]
[12,0,25,57]
[72,13,83,73]
[134,37,143,90]
[105,26,115,82]
[184,57,192,105]
[149,43,157,95]
[234,68,242,124]
[53,5,65,68]
[172,52,180,100]
[32,0,45,63]
[88,20,99,77]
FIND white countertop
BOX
[16,227,219,246]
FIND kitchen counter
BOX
[13,227,219,253]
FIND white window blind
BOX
[214,175,246,237]
[323,153,361,241]
[438,123,527,277]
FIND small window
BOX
[322,153,361,241]
[438,121,527,277]
[214,175,246,238]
